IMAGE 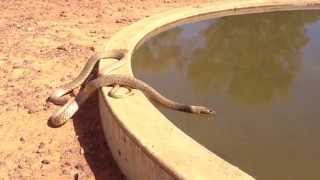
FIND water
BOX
[132,10,320,180]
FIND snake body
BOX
[48,49,215,127]
[49,74,215,127]
[48,49,128,105]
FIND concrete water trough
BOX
[97,0,320,179]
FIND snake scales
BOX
[48,49,215,127]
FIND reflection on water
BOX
[132,10,320,180]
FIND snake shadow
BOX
[72,92,125,180]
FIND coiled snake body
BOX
[48,49,215,127]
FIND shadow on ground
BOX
[72,92,125,180]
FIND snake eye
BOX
[207,109,216,115]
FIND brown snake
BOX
[48,50,215,127]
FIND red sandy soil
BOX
[0,0,210,179]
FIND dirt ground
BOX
[0,0,210,179]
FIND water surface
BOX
[132,10,320,180]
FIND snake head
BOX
[191,106,216,115]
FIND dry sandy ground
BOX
[0,0,210,179]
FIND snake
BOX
[49,74,216,127]
[48,49,128,105]
[48,49,215,127]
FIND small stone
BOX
[64,161,71,166]
[57,45,68,51]
[89,46,95,51]
[75,163,83,170]
[66,149,73,153]
[19,137,25,143]
[41,160,50,165]
[59,11,67,17]
[101,35,108,39]
[38,142,45,149]
[17,164,23,169]
[35,150,42,154]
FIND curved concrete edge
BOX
[98,1,320,179]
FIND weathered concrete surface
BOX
[98,0,320,179]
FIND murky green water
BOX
[132,10,320,180]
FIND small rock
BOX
[67,149,73,153]
[35,150,43,154]
[64,161,71,166]
[41,160,50,165]
[19,137,25,143]
[16,102,23,107]
[75,163,83,170]
[89,46,95,51]
[115,19,122,23]
[59,11,67,17]
[38,142,45,149]
[117,7,124,11]
[17,164,23,169]
[57,45,68,51]
[101,35,108,39]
